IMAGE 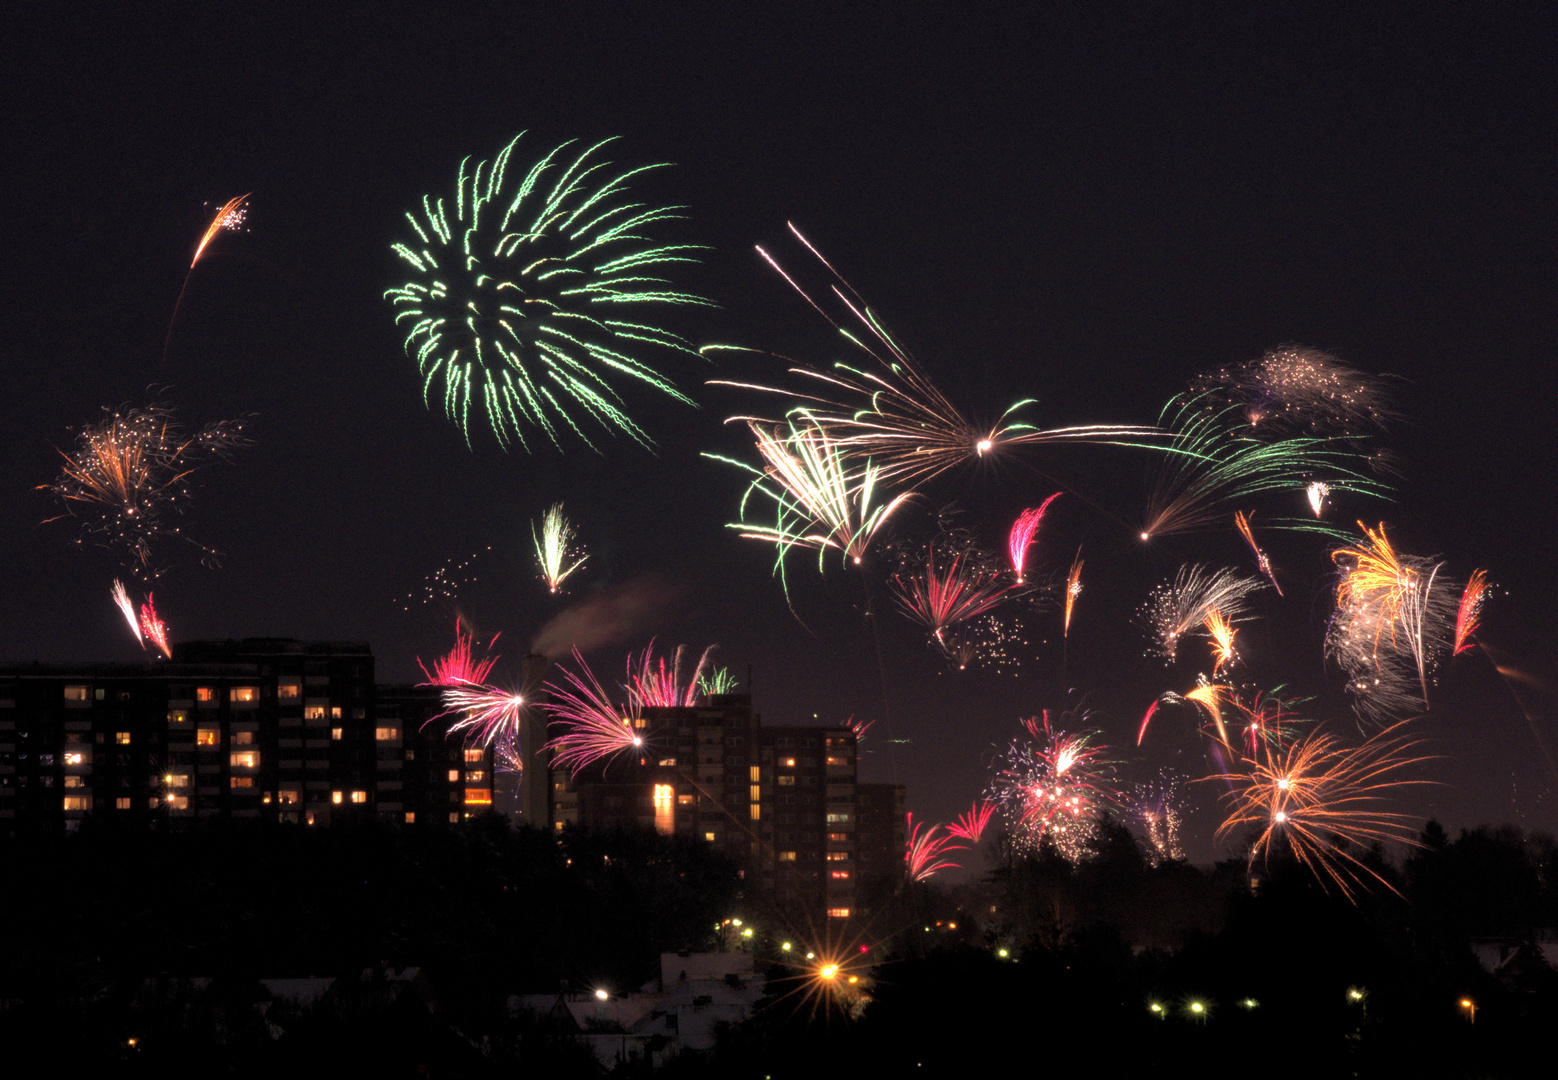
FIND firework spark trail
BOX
[945,800,997,844]
[906,813,964,881]
[418,622,499,687]
[1327,523,1455,721]
[386,134,711,451]
[398,547,492,612]
[626,641,716,708]
[710,225,1163,487]
[891,546,1012,644]
[1454,570,1489,655]
[112,580,143,645]
[1008,493,1061,584]
[1140,564,1265,663]
[1308,481,1330,517]
[1234,510,1283,596]
[1129,772,1186,864]
[705,415,912,597]
[1140,394,1386,541]
[164,194,251,367]
[1190,346,1396,438]
[1203,608,1238,677]
[532,502,588,593]
[542,647,644,773]
[40,403,251,577]
[1063,548,1083,638]
[138,594,171,658]
[1212,719,1434,901]
[440,685,527,747]
[989,711,1117,863]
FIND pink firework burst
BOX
[945,800,996,844]
[418,622,499,687]
[1007,493,1060,584]
[138,594,171,658]
[892,547,1012,644]
[1454,570,1489,655]
[906,812,964,882]
[626,641,716,709]
[543,648,645,773]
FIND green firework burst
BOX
[385,134,711,450]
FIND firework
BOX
[1189,346,1395,438]
[1203,608,1238,677]
[385,134,710,450]
[112,580,143,645]
[1063,549,1083,638]
[1140,394,1385,540]
[1212,720,1433,900]
[1307,481,1330,517]
[40,402,250,576]
[906,813,964,881]
[1327,523,1455,721]
[698,665,740,697]
[441,685,527,747]
[532,502,587,594]
[418,622,499,687]
[1128,772,1186,864]
[398,546,492,612]
[849,716,876,742]
[711,225,1161,486]
[1008,494,1060,584]
[189,194,251,268]
[1234,510,1282,596]
[493,731,524,775]
[706,414,912,595]
[892,546,1012,645]
[989,711,1117,863]
[543,648,644,773]
[626,641,716,708]
[933,613,1025,673]
[138,594,171,659]
[945,800,997,845]
[1453,570,1489,655]
[1140,564,1265,664]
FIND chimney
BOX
[519,653,550,829]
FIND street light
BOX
[1459,997,1476,1024]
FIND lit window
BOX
[463,748,484,763]
[447,769,460,783]
[830,870,851,879]
[658,757,678,767]
[748,766,761,782]
[449,812,460,823]
[231,777,255,789]
[167,709,191,725]
[465,789,492,805]
[278,789,300,806]
[826,756,849,766]
[777,775,795,786]
[115,797,132,810]
[404,812,416,824]
[330,727,343,741]
[330,706,342,720]
[230,686,259,703]
[165,774,190,788]
[750,804,761,820]
[62,795,92,811]
[230,751,259,769]
[277,680,301,700]
[63,752,85,766]
[64,685,90,702]
[827,851,850,861]
[165,794,190,810]
[750,784,761,802]
[678,794,695,805]
[233,731,255,746]
[262,793,272,804]
[467,770,486,783]
[826,813,852,824]
[778,851,798,862]
[196,687,217,703]
[332,791,343,804]
[303,705,326,720]
[64,776,85,789]
[653,783,674,836]
[782,757,796,768]
[827,908,851,919]
[350,790,367,804]
[375,726,400,741]
[115,731,131,745]
[196,729,220,747]
[704,831,717,842]
[828,832,848,842]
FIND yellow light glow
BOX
[595,989,608,1001]
[1190,1001,1204,1014]
[819,964,838,980]
[782,942,792,951]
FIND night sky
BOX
[4,6,1553,861]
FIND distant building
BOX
[855,783,907,913]
[0,640,492,834]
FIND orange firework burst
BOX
[190,194,250,267]
[1213,720,1434,901]
[1454,570,1489,655]
[1234,510,1282,595]
[1203,607,1237,676]
[1063,548,1083,638]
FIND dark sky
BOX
[3,6,1554,860]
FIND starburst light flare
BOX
[386,133,711,450]
[532,502,588,593]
